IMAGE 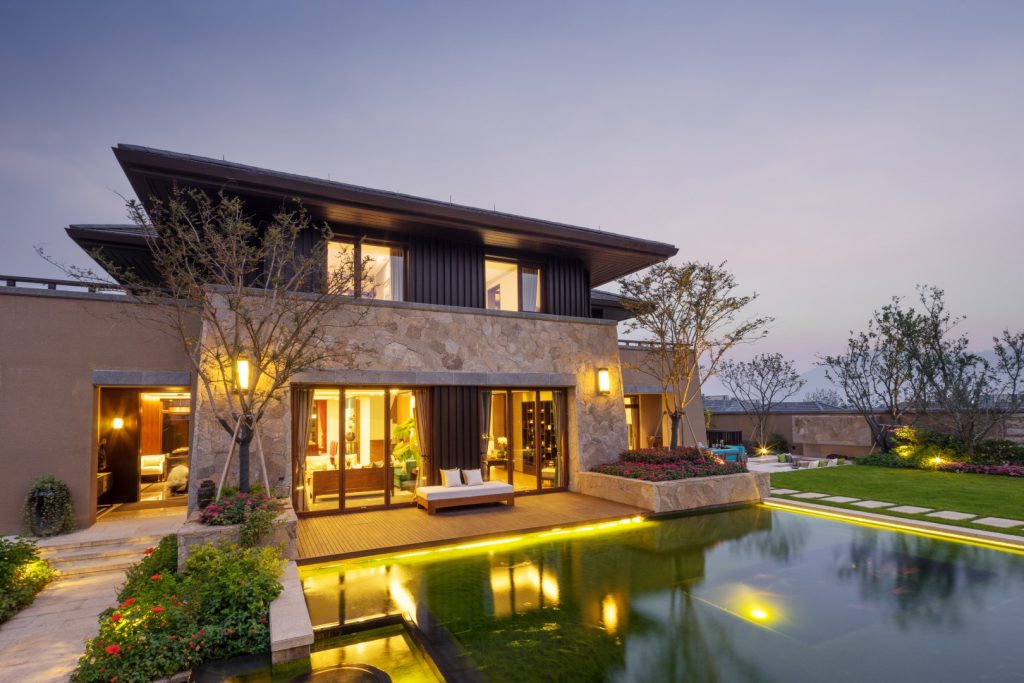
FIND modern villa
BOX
[0,144,707,534]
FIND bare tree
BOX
[912,286,1024,455]
[51,187,365,492]
[719,353,805,450]
[620,262,772,449]
[819,296,921,451]
[804,388,847,408]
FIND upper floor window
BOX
[485,258,542,313]
[328,240,405,301]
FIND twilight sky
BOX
[2,1,1022,376]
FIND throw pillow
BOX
[463,468,484,486]
[440,468,463,487]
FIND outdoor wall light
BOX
[235,354,251,391]
[597,368,611,395]
[112,417,124,430]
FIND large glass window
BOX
[485,259,542,312]
[327,240,405,301]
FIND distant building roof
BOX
[703,397,854,414]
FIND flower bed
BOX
[178,490,296,570]
[591,448,747,482]
[580,448,765,514]
[73,536,283,683]
[937,462,1024,477]
[0,537,55,623]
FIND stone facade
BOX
[575,471,769,514]
[188,298,629,511]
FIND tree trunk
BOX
[670,411,682,450]
[237,418,253,493]
[864,415,890,452]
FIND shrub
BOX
[937,463,1024,477]
[74,542,283,682]
[181,543,283,659]
[199,489,281,547]
[856,452,921,468]
[0,537,55,623]
[765,433,789,453]
[617,447,704,464]
[118,535,179,604]
[22,474,75,537]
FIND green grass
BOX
[769,466,1024,536]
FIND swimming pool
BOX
[300,506,1024,682]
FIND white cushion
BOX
[417,480,513,501]
[305,454,333,472]
[440,468,463,487]
[463,468,484,486]
[807,459,819,469]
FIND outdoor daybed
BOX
[415,480,515,514]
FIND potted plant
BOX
[22,475,75,537]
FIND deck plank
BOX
[297,492,643,563]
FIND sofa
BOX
[140,454,168,481]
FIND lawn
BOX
[770,466,1024,534]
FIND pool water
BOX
[301,507,1024,682]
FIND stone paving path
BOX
[0,508,185,682]
[769,487,1024,531]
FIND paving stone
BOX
[972,517,1024,528]
[888,505,934,515]
[927,510,977,521]
[770,488,799,495]
[851,500,894,509]
[791,492,830,499]
[821,496,860,504]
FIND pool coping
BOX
[765,497,1024,552]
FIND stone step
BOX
[46,544,150,567]
[36,533,166,555]
[55,557,137,577]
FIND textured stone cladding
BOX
[188,299,628,510]
[575,471,770,514]
[793,415,873,448]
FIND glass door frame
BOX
[294,384,420,517]
[483,387,569,495]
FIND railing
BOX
[618,339,676,349]
[1,274,124,294]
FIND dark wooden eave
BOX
[110,144,678,287]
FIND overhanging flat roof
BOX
[108,144,678,287]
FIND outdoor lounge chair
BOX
[415,480,515,514]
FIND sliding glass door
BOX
[481,388,567,493]
[294,386,424,514]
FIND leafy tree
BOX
[911,286,1024,455]
[52,187,365,492]
[719,353,806,450]
[818,296,922,451]
[620,262,772,449]
[804,388,847,408]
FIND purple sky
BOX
[2,1,1022,376]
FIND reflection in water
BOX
[301,507,1024,682]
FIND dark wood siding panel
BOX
[430,386,481,477]
[408,237,484,308]
[544,257,591,317]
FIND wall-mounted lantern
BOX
[597,368,611,395]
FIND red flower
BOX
[151,606,165,613]
[226,628,234,635]
[105,644,121,656]
[143,547,154,555]
[110,613,122,623]
[150,573,162,581]
[260,617,268,623]
[120,598,136,608]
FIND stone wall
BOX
[188,298,628,510]
[576,471,769,514]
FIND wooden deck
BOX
[297,492,644,564]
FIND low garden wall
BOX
[176,502,298,570]
[576,471,770,514]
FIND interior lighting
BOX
[112,417,124,430]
